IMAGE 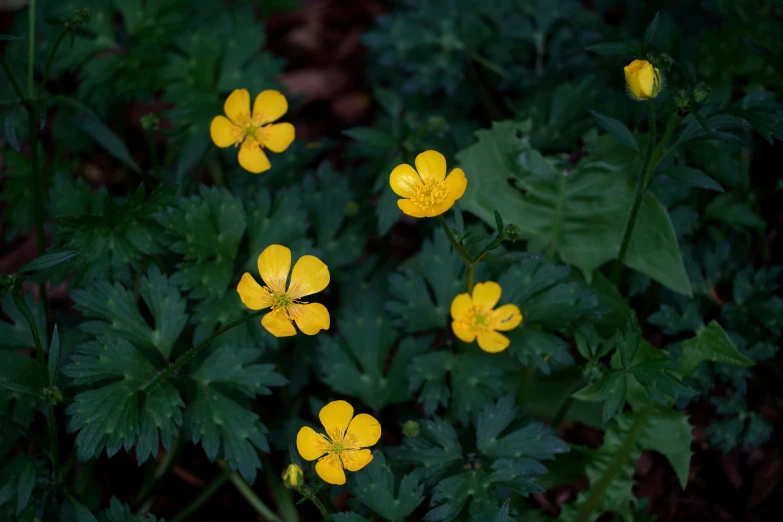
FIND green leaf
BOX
[589,111,639,153]
[186,345,286,483]
[102,497,162,522]
[74,114,143,174]
[68,495,99,522]
[19,251,80,273]
[71,266,187,358]
[585,42,636,56]
[375,87,402,118]
[493,209,504,234]
[0,292,47,349]
[318,288,425,410]
[662,167,724,192]
[424,470,496,521]
[4,105,23,152]
[343,127,397,149]
[0,150,34,241]
[493,500,514,522]
[0,382,42,400]
[457,122,691,296]
[638,406,692,489]
[677,321,755,377]
[387,418,463,481]
[0,351,40,431]
[16,461,35,516]
[643,12,660,47]
[64,337,184,463]
[0,35,19,40]
[353,452,425,522]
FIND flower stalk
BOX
[295,485,331,521]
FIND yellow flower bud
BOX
[282,464,303,488]
[624,59,662,100]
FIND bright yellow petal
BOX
[451,321,476,343]
[341,449,373,472]
[225,88,251,126]
[389,163,423,198]
[345,413,381,449]
[238,138,271,174]
[257,244,291,294]
[428,198,455,217]
[288,255,329,299]
[261,122,295,153]
[319,400,353,442]
[210,116,240,148]
[236,273,274,310]
[493,304,522,331]
[315,454,345,485]
[253,89,288,125]
[450,293,472,320]
[296,426,330,461]
[444,168,467,201]
[291,303,330,336]
[261,308,296,337]
[397,199,427,218]
[414,150,447,184]
[477,331,510,353]
[472,281,501,309]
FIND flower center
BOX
[410,180,449,210]
[331,441,344,455]
[275,293,293,308]
[462,306,495,333]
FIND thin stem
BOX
[28,0,36,98]
[436,214,471,264]
[294,487,331,521]
[468,51,507,78]
[169,467,231,522]
[262,460,299,522]
[37,27,69,100]
[574,405,653,522]
[26,103,49,318]
[141,310,264,394]
[0,54,26,102]
[220,461,282,522]
[466,263,476,293]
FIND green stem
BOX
[574,405,653,522]
[36,27,69,100]
[220,461,282,522]
[0,54,26,102]
[26,103,50,319]
[169,467,231,522]
[468,51,507,78]
[465,263,475,293]
[437,214,471,265]
[28,0,36,98]
[294,486,331,521]
[549,376,587,429]
[142,310,264,393]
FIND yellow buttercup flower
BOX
[624,59,662,100]
[389,150,467,218]
[296,400,381,485]
[282,463,303,488]
[450,281,523,353]
[210,89,295,174]
[237,244,330,337]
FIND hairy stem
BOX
[141,310,265,393]
[295,486,331,521]
[437,214,471,264]
[37,27,69,100]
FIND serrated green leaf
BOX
[677,321,755,377]
[638,406,692,489]
[387,418,462,481]
[68,495,99,522]
[74,114,142,174]
[589,111,639,153]
[493,500,514,522]
[353,452,424,522]
[663,167,724,192]
[19,251,80,273]
[0,382,42,400]
[102,497,162,522]
[457,122,691,296]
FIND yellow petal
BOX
[429,198,455,217]
[624,60,656,100]
[291,303,330,336]
[450,293,472,320]
[253,89,288,125]
[236,273,274,310]
[210,115,240,148]
[477,331,510,353]
[288,255,330,299]
[261,308,296,337]
[451,321,476,343]
[296,426,330,461]
[261,122,295,153]
[345,413,381,449]
[238,138,271,174]
[341,449,373,472]
[493,304,522,331]
[472,281,501,309]
[414,150,447,184]
[258,244,291,294]
[315,454,345,485]
[389,163,423,198]
[397,199,427,218]
[444,168,467,201]
[319,400,353,441]
[224,88,251,126]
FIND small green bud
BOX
[282,464,303,488]
[427,116,449,135]
[672,89,690,109]
[503,223,521,241]
[344,201,360,217]
[43,386,63,405]
[582,360,604,384]
[692,82,711,104]
[402,420,420,437]
[72,8,91,25]
[141,114,160,131]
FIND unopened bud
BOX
[692,82,711,104]
[282,464,303,488]
[503,224,521,241]
[402,420,420,437]
[43,386,63,405]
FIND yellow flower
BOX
[450,281,523,353]
[282,463,303,488]
[210,89,295,174]
[296,400,381,485]
[389,150,467,218]
[236,244,330,337]
[624,59,662,100]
